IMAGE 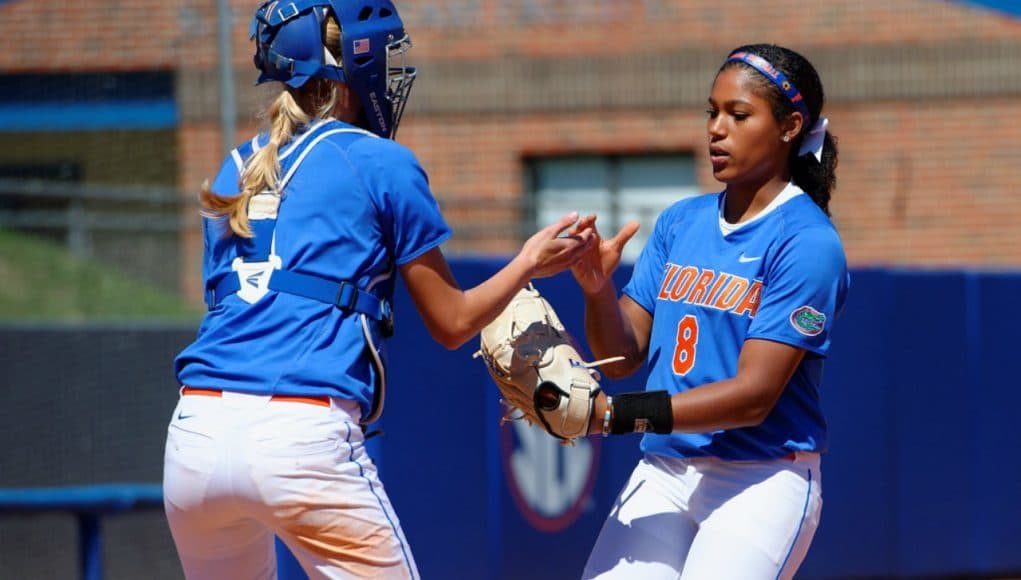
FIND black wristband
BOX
[610,391,674,435]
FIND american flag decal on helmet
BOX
[353,38,370,55]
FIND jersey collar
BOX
[718,181,805,236]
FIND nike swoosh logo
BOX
[177,412,195,420]
[738,254,762,263]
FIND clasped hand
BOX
[567,214,640,293]
[521,212,640,286]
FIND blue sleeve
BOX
[203,155,242,285]
[210,154,242,197]
[348,140,452,265]
[746,227,849,356]
[622,206,675,314]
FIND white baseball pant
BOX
[163,388,417,579]
[583,451,822,580]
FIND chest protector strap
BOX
[204,121,394,337]
[207,270,394,335]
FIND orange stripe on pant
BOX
[182,386,331,408]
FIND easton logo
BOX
[368,92,388,134]
[790,306,826,336]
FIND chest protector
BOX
[204,121,392,424]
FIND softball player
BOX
[163,1,593,578]
[572,44,849,579]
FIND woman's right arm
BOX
[582,286,651,379]
[569,216,649,378]
[400,213,594,350]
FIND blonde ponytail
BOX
[200,88,324,236]
[200,15,344,237]
[325,18,341,58]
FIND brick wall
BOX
[396,97,1021,269]
[402,0,1021,55]
[3,0,1021,302]
[7,0,1018,70]
[834,98,1021,266]
[0,0,184,71]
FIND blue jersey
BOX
[622,183,849,460]
[175,120,452,416]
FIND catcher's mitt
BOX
[474,285,623,444]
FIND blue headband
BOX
[726,52,811,123]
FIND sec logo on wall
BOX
[500,418,601,532]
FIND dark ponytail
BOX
[720,44,838,215]
[789,132,838,216]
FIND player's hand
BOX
[568,215,640,295]
[520,212,597,279]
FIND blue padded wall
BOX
[279,263,1021,580]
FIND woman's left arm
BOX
[665,339,805,432]
[589,339,805,434]
[662,227,847,432]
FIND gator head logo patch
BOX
[790,306,826,336]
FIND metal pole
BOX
[79,513,101,580]
[67,194,89,258]
[216,0,237,154]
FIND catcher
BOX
[164,0,598,577]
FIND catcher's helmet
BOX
[250,0,416,138]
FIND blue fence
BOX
[376,262,1021,579]
[1,262,1019,579]
[0,484,163,580]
